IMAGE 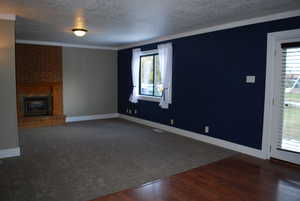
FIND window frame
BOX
[139,53,161,97]
[137,50,162,102]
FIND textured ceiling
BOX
[0,0,300,47]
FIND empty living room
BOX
[1,1,300,201]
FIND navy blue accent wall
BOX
[118,16,300,150]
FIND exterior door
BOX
[270,39,300,165]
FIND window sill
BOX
[138,95,161,103]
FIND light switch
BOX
[246,76,255,83]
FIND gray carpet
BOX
[0,119,236,201]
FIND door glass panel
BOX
[282,47,300,153]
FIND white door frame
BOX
[262,28,300,160]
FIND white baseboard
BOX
[66,113,120,123]
[119,114,267,159]
[0,147,20,159]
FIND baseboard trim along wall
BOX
[119,114,267,159]
[66,113,120,123]
[0,147,21,159]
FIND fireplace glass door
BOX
[23,96,52,117]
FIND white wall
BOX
[0,19,19,151]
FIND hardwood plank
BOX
[91,155,300,201]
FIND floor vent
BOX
[153,128,164,133]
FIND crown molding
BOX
[0,14,16,21]
[15,40,118,50]
[118,9,300,50]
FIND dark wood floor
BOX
[91,155,300,201]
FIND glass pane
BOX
[140,56,154,96]
[154,55,163,97]
[282,47,300,153]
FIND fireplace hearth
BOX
[23,96,52,117]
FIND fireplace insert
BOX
[23,96,52,117]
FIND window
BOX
[139,54,163,97]
[129,43,172,108]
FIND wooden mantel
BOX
[16,44,65,128]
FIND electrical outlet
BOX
[170,119,175,125]
[134,109,138,114]
[205,126,209,134]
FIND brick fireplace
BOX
[16,44,65,128]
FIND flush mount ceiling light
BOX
[72,28,88,37]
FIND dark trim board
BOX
[271,157,300,169]
[281,41,300,48]
[91,154,300,201]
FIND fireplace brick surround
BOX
[16,44,65,128]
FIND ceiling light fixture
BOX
[72,28,88,37]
